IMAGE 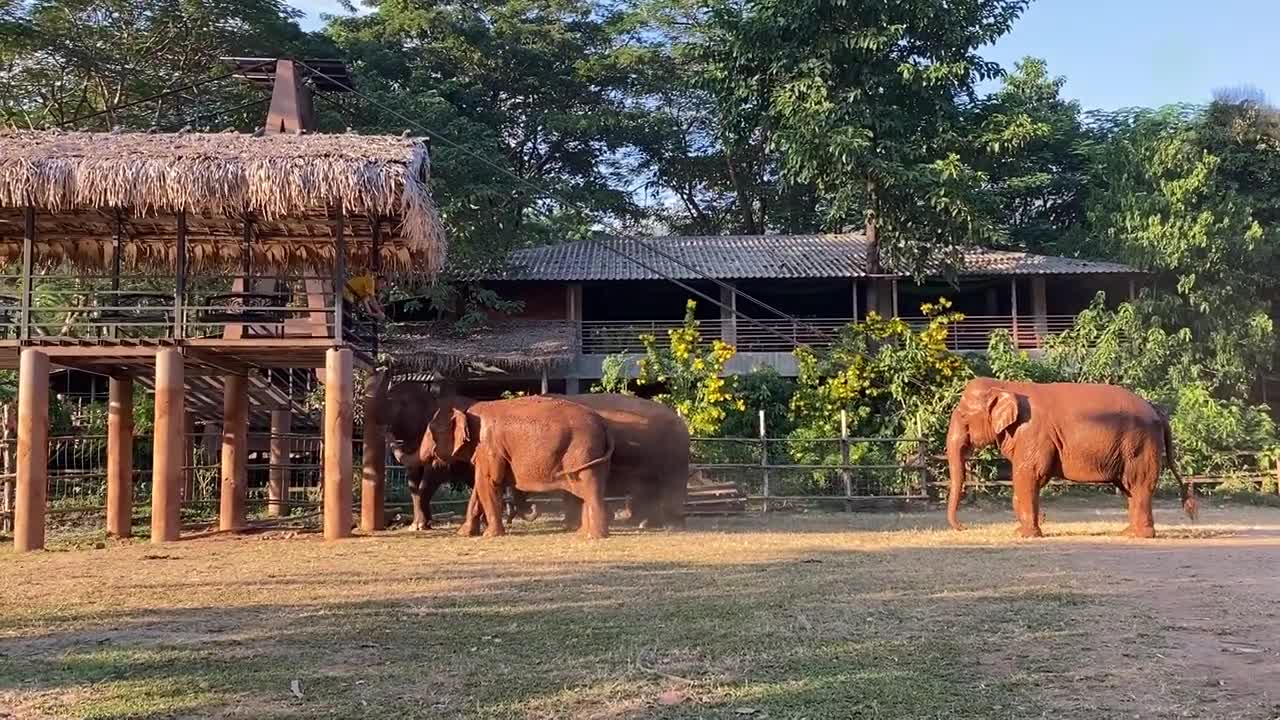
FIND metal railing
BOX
[575,314,1079,355]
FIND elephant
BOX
[422,396,615,539]
[370,373,688,531]
[945,377,1198,538]
[546,393,689,530]
[371,375,536,530]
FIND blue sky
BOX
[291,0,1278,111]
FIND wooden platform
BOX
[0,338,373,376]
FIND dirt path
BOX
[989,502,1280,718]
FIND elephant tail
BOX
[1159,410,1198,522]
[555,431,615,478]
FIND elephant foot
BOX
[1125,525,1156,539]
[578,527,609,540]
[457,522,480,537]
[409,520,431,532]
[482,526,506,538]
[1016,525,1044,539]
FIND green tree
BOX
[0,0,320,130]
[964,57,1089,254]
[679,0,1028,275]
[1082,107,1275,396]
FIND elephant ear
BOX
[989,391,1020,435]
[449,407,473,459]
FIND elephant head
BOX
[946,379,1022,531]
[423,407,478,465]
[369,371,446,470]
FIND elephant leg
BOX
[474,470,507,538]
[407,471,430,531]
[561,493,584,531]
[458,485,484,537]
[1124,469,1157,539]
[1012,469,1044,538]
[576,470,610,540]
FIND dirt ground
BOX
[2,497,1279,719]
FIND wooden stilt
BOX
[324,348,353,539]
[360,376,386,532]
[151,349,184,543]
[219,375,249,532]
[268,409,291,517]
[106,376,134,538]
[14,349,49,552]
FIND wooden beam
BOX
[360,379,385,532]
[106,376,134,538]
[265,59,314,134]
[174,212,188,340]
[13,349,49,552]
[324,348,353,539]
[268,409,291,517]
[19,208,35,341]
[219,374,249,532]
[151,349,184,543]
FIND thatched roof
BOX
[0,129,446,276]
[380,321,576,375]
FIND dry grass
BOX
[3,498,1280,719]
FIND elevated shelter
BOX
[0,127,446,550]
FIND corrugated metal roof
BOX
[494,233,1136,281]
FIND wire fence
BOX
[3,422,1278,535]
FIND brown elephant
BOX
[371,373,687,531]
[422,396,614,539]
[372,376,536,530]
[946,377,1198,538]
[547,393,689,530]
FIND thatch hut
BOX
[1,128,448,551]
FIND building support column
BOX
[324,348,353,540]
[151,349,184,543]
[360,377,385,532]
[719,282,737,345]
[106,376,133,538]
[1031,276,1048,339]
[219,374,249,532]
[1009,279,1020,347]
[13,349,49,552]
[866,278,895,318]
[268,409,291,517]
[565,283,583,395]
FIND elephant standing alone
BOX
[946,377,1197,538]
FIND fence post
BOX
[840,410,852,511]
[917,440,931,499]
[1,403,12,534]
[759,410,769,514]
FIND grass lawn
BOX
[3,498,1280,719]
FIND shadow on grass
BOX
[0,535,1214,720]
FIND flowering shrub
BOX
[635,300,745,436]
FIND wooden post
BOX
[265,59,315,134]
[759,410,770,514]
[13,350,49,552]
[360,372,386,532]
[840,410,852,512]
[0,404,13,534]
[268,409,291,517]
[324,348,353,539]
[851,279,859,322]
[106,376,134,538]
[219,375,249,532]
[1009,278,1020,347]
[174,212,187,339]
[1031,276,1048,340]
[332,209,346,343]
[1129,278,1137,301]
[719,282,737,345]
[540,368,549,395]
[151,349,184,543]
[19,208,35,340]
[891,279,899,317]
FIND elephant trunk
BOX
[946,417,970,531]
